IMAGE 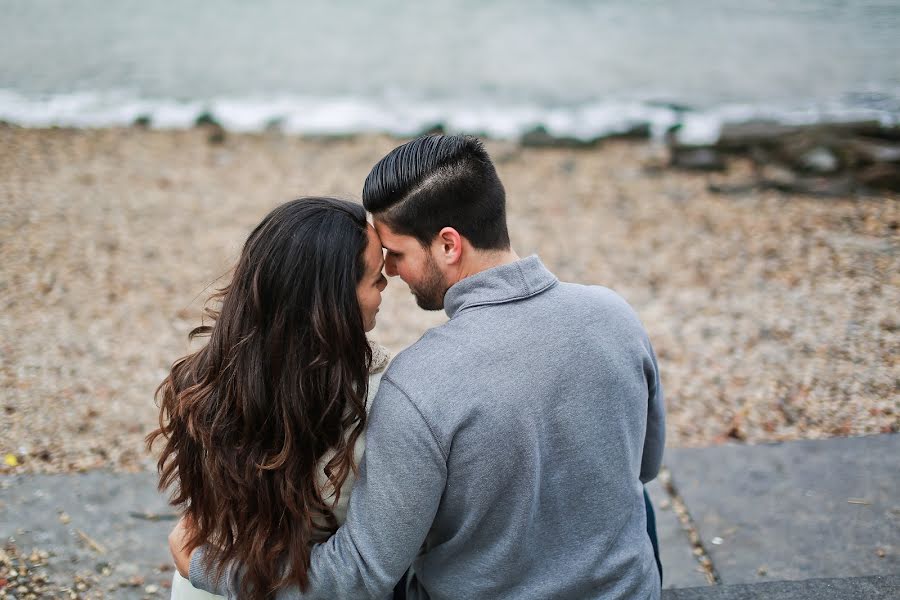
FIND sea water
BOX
[2,0,899,142]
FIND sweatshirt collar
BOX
[443,255,558,319]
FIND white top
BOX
[316,340,391,524]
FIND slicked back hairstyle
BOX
[362,135,510,250]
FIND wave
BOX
[1,89,898,145]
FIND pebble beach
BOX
[1,125,898,474]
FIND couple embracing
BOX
[149,134,665,599]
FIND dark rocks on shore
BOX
[519,123,652,148]
[193,111,219,128]
[194,111,226,144]
[521,125,600,148]
[669,147,727,171]
[669,120,900,195]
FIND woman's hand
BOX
[169,516,198,578]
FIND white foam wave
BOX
[0,89,896,144]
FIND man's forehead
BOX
[373,221,414,247]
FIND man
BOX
[181,134,665,599]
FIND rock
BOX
[812,120,884,138]
[193,111,226,145]
[869,124,900,141]
[263,117,285,134]
[206,126,226,145]
[670,147,726,171]
[857,163,900,192]
[646,100,693,113]
[853,124,900,142]
[717,120,886,153]
[772,134,833,173]
[604,122,652,141]
[520,125,598,148]
[798,147,840,174]
[193,111,220,128]
[764,173,856,197]
[707,181,760,195]
[717,121,800,150]
[848,138,900,164]
[132,115,152,129]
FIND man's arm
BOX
[188,375,448,598]
[640,338,665,483]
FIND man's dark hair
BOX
[362,135,510,250]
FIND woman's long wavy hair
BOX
[147,197,373,598]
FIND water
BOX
[2,0,899,142]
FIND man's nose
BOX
[384,257,398,277]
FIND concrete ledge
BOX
[664,434,899,583]
[662,574,900,599]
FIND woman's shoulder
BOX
[366,340,392,409]
[368,340,391,375]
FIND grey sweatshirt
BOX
[191,256,665,599]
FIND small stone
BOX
[876,547,886,558]
[757,565,768,576]
[711,536,724,545]
[799,147,839,174]
[58,512,70,524]
[670,147,726,171]
[145,584,159,593]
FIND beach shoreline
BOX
[1,125,897,474]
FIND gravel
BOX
[1,126,897,474]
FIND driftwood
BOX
[671,120,900,194]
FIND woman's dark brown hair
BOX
[147,197,373,598]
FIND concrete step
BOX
[662,574,900,599]
[662,434,899,585]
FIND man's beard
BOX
[410,252,448,311]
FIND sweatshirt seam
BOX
[381,374,449,462]
[515,260,531,295]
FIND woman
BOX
[146,197,390,599]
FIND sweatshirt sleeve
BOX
[188,546,232,596]
[639,338,666,483]
[190,375,447,599]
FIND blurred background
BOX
[1,1,898,473]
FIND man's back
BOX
[377,256,664,599]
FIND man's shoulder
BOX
[555,280,636,311]
[381,325,450,383]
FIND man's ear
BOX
[435,227,463,265]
